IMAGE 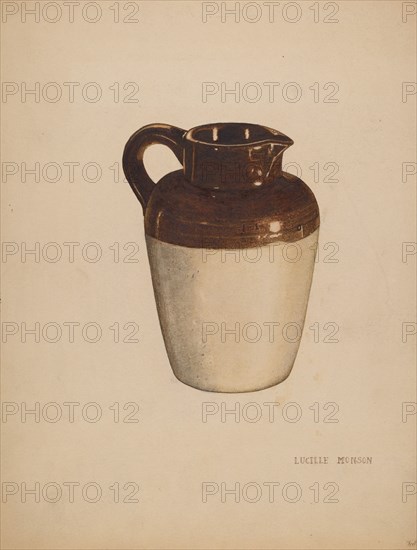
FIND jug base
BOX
[146,231,318,394]
[171,368,293,393]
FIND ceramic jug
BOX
[123,122,320,392]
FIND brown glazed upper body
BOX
[125,122,320,249]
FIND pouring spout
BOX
[264,131,294,181]
[268,129,294,151]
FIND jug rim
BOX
[185,122,294,149]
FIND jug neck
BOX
[183,123,293,190]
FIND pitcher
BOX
[123,122,320,392]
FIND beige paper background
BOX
[1,0,416,548]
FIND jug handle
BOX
[122,123,185,212]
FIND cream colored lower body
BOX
[146,229,318,392]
